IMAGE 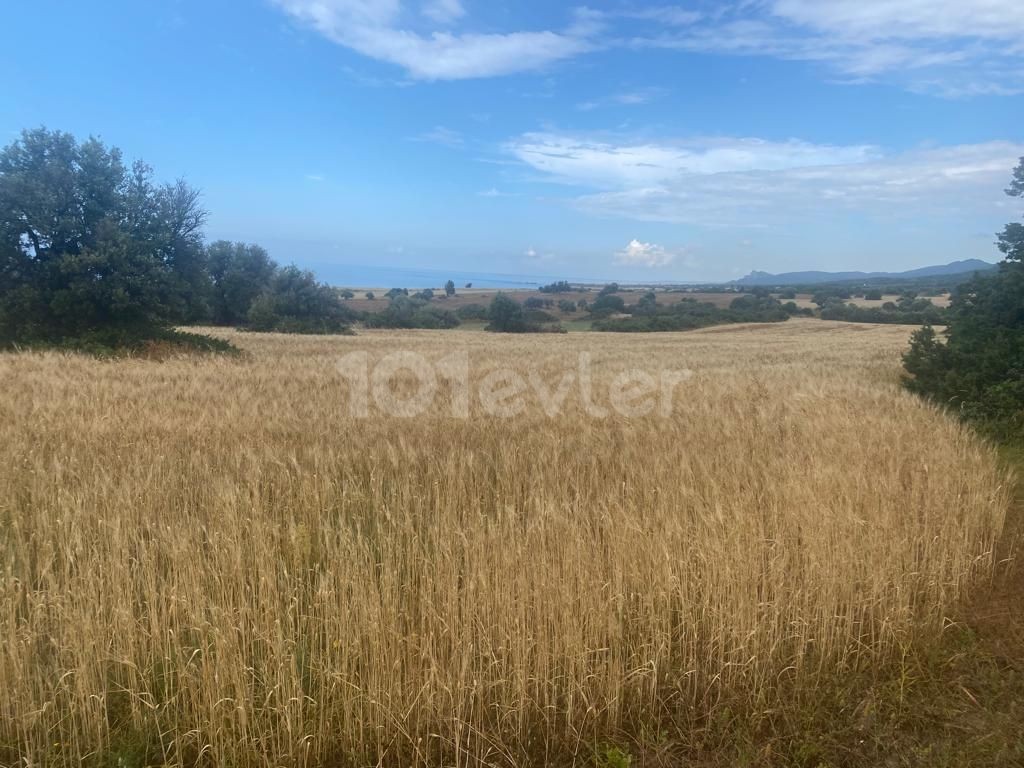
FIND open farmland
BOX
[0,320,1012,767]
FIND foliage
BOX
[557,299,577,313]
[484,293,563,332]
[363,295,460,329]
[904,157,1024,441]
[523,296,553,309]
[0,128,211,346]
[455,303,488,321]
[812,288,851,306]
[539,280,572,293]
[444,279,456,296]
[588,293,627,317]
[2,325,236,358]
[822,299,946,325]
[205,240,277,325]
[598,282,620,296]
[413,288,434,301]
[593,295,803,332]
[246,265,354,334]
[486,292,532,332]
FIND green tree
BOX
[589,293,626,316]
[206,241,277,325]
[486,293,531,332]
[445,279,456,296]
[247,265,354,333]
[904,157,1024,440]
[0,128,208,343]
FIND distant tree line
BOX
[820,294,948,325]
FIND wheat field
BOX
[0,320,1011,767]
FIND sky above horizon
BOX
[3,1,1023,283]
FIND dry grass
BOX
[0,320,1011,767]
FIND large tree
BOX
[0,128,208,343]
[903,158,1024,440]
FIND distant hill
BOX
[735,259,997,287]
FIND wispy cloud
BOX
[412,126,464,147]
[273,1,596,80]
[627,0,1024,95]
[507,133,878,187]
[421,0,464,25]
[507,131,1024,226]
[577,87,666,111]
[272,0,1024,93]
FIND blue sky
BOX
[3,1,1023,282]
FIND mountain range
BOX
[734,259,997,286]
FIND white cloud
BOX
[272,0,1023,92]
[273,0,594,80]
[508,131,1024,226]
[616,239,675,267]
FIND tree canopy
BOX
[0,128,208,343]
[206,241,278,325]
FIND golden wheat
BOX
[0,320,1010,766]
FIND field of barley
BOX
[0,319,1011,767]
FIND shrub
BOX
[246,265,354,333]
[588,294,627,317]
[364,295,460,329]
[455,303,488,321]
[539,280,572,293]
[486,293,532,332]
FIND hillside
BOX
[736,259,996,286]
